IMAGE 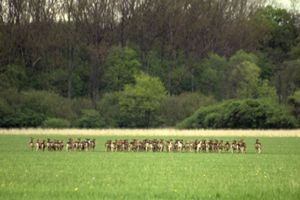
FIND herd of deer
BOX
[28,138,262,153]
[104,138,262,153]
[28,138,96,151]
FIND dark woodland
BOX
[0,0,300,128]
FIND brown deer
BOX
[255,139,262,154]
[28,137,34,151]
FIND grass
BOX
[0,132,300,199]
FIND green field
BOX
[0,135,299,200]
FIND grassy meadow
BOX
[0,129,300,200]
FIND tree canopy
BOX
[0,1,299,128]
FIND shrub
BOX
[288,90,300,127]
[71,98,93,117]
[21,90,75,120]
[159,92,216,127]
[118,73,167,128]
[97,92,120,128]
[2,109,45,128]
[0,95,45,127]
[75,109,105,128]
[0,89,76,127]
[203,113,222,128]
[42,118,70,128]
[1,89,76,119]
[0,97,14,127]
[177,99,297,129]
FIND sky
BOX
[271,0,300,11]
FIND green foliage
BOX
[97,92,121,128]
[288,90,300,125]
[146,50,195,95]
[75,109,105,128]
[255,52,274,80]
[169,65,194,95]
[42,118,71,128]
[198,50,278,101]
[118,73,167,127]
[177,99,297,129]
[254,6,298,62]
[0,64,27,91]
[47,68,69,94]
[0,89,75,127]
[9,109,46,128]
[198,53,228,99]
[159,92,216,126]
[1,3,299,129]
[256,80,278,101]
[275,60,300,101]
[0,97,14,127]
[21,90,75,120]
[227,51,261,98]
[71,98,93,117]
[229,50,259,66]
[0,97,12,116]
[235,61,261,98]
[289,90,300,104]
[0,90,46,127]
[289,36,300,59]
[104,46,142,91]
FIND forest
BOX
[0,0,300,128]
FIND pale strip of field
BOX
[0,128,300,137]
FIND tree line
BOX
[0,0,300,128]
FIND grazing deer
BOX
[238,140,246,153]
[224,141,230,152]
[105,140,115,152]
[157,139,164,152]
[166,140,173,152]
[46,138,53,151]
[59,140,64,151]
[184,141,193,152]
[205,140,211,152]
[196,140,202,152]
[255,139,262,154]
[105,140,111,152]
[231,140,238,153]
[212,140,218,152]
[218,140,224,153]
[35,139,41,151]
[66,138,73,151]
[145,140,153,152]
[28,137,34,151]
[40,140,46,151]
[90,139,96,151]
[175,140,183,152]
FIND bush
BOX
[42,118,70,128]
[1,109,45,128]
[71,98,93,117]
[0,95,46,127]
[117,73,167,128]
[159,93,216,127]
[15,109,46,127]
[203,113,222,128]
[0,97,14,127]
[177,99,297,129]
[75,109,105,128]
[21,90,75,120]
[288,90,300,126]
[0,89,76,119]
[0,89,77,127]
[97,92,120,128]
